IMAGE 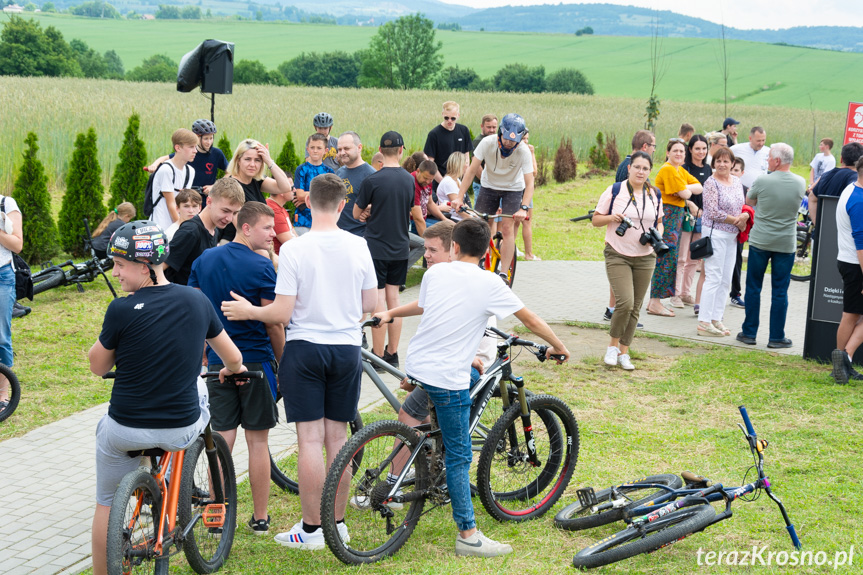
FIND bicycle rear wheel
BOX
[572,504,715,569]
[106,468,169,575]
[0,364,21,423]
[320,420,427,565]
[554,474,682,531]
[790,226,812,281]
[178,432,237,574]
[471,384,534,452]
[477,394,579,522]
[32,269,66,296]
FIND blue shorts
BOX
[279,340,361,423]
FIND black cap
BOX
[723,117,740,129]
[380,131,404,148]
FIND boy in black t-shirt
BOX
[88,221,246,575]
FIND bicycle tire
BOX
[106,467,169,575]
[321,419,428,565]
[178,432,237,574]
[270,404,364,493]
[477,394,579,522]
[790,273,812,282]
[554,474,683,531]
[572,503,716,569]
[0,364,21,423]
[471,384,534,452]
[492,236,517,287]
[31,269,66,296]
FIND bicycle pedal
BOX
[202,504,226,528]
[576,486,598,508]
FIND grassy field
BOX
[0,75,845,193]
[18,12,863,113]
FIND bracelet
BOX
[269,162,275,170]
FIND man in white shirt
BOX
[731,126,770,189]
[221,173,378,550]
[374,218,569,558]
[151,129,197,231]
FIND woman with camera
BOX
[593,152,663,370]
[647,138,703,317]
[697,147,748,336]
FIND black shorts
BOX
[839,261,863,315]
[206,361,278,431]
[474,186,524,217]
[278,340,361,423]
[373,258,408,289]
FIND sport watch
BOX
[520,204,530,211]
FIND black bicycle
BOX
[790,202,813,282]
[0,364,21,423]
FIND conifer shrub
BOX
[108,113,148,214]
[216,133,232,179]
[59,128,107,256]
[605,133,621,170]
[588,132,610,170]
[535,147,549,187]
[275,131,302,177]
[553,137,578,183]
[11,132,60,264]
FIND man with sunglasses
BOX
[424,101,474,191]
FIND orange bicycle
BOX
[458,206,517,287]
[104,371,258,575]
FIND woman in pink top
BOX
[697,147,749,336]
[592,152,663,371]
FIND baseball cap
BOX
[380,131,404,148]
[723,117,740,129]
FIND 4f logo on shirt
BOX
[134,303,145,310]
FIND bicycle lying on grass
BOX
[0,364,21,423]
[104,371,258,575]
[318,325,580,564]
[555,405,801,569]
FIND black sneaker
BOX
[383,350,399,370]
[602,307,613,322]
[247,514,270,535]
[767,338,792,349]
[498,273,510,287]
[736,332,756,345]
[842,351,863,381]
[372,352,387,374]
[832,349,849,385]
[399,284,406,293]
[12,302,30,319]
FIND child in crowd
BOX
[150,129,197,232]
[91,202,135,259]
[293,133,335,235]
[266,177,297,255]
[809,138,836,187]
[164,189,202,241]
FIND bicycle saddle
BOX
[681,471,712,487]
[127,448,166,459]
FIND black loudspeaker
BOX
[202,48,233,94]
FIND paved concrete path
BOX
[0,261,809,574]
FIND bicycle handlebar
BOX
[570,210,595,223]
[738,405,756,437]
[486,326,566,362]
[361,317,394,329]
[102,371,264,380]
[457,205,514,220]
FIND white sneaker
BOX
[337,522,350,543]
[455,531,513,557]
[350,488,404,510]
[516,247,524,257]
[617,354,635,371]
[274,521,325,550]
[604,346,620,366]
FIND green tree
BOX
[42,2,56,11]
[234,59,282,85]
[59,128,107,256]
[126,54,177,83]
[358,14,443,90]
[109,113,149,214]
[24,3,37,11]
[437,65,479,91]
[155,4,180,18]
[180,5,202,19]
[103,49,123,79]
[69,0,120,18]
[12,133,59,264]
[275,132,302,176]
[70,38,108,78]
[492,63,545,93]
[0,15,82,77]
[546,68,594,95]
[278,51,360,88]
[216,134,232,179]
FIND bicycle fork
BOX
[504,375,541,467]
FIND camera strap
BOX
[625,181,656,233]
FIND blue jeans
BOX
[423,383,476,532]
[0,264,14,366]
[741,246,795,341]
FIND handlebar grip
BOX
[203,371,264,379]
[738,405,756,437]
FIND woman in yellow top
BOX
[646,139,703,316]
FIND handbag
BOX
[689,219,714,260]
[1,197,33,301]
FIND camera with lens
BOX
[615,216,634,237]
[639,227,670,256]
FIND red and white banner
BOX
[843,102,863,145]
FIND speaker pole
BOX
[210,93,215,123]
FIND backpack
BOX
[1,197,33,301]
[143,163,191,219]
[605,181,661,228]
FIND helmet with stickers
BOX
[497,113,527,158]
[109,220,170,266]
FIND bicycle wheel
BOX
[269,397,364,493]
[178,432,237,574]
[471,384,534,452]
[0,364,21,423]
[492,236,517,287]
[320,419,428,565]
[32,269,66,296]
[554,474,683,531]
[477,394,579,522]
[106,468,169,575]
[572,504,716,569]
[791,227,812,281]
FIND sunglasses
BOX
[443,116,457,121]
[669,138,685,143]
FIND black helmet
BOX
[313,112,334,128]
[109,220,170,266]
[498,113,527,144]
[191,119,217,136]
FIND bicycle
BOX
[318,326,580,564]
[268,319,534,493]
[555,405,801,569]
[458,206,518,287]
[104,371,257,575]
[0,363,21,423]
[790,199,812,282]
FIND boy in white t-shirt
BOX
[221,173,377,550]
[373,218,570,558]
[151,129,197,232]
[809,138,836,187]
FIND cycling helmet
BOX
[313,112,334,128]
[497,113,527,158]
[109,220,170,266]
[191,119,217,136]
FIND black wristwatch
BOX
[520,204,530,211]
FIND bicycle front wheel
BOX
[554,474,683,531]
[477,394,579,522]
[0,364,21,423]
[106,468,169,575]
[572,504,715,569]
[32,268,66,296]
[320,420,427,565]
[178,432,237,574]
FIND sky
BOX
[439,0,861,31]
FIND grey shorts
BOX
[474,186,524,217]
[401,386,431,420]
